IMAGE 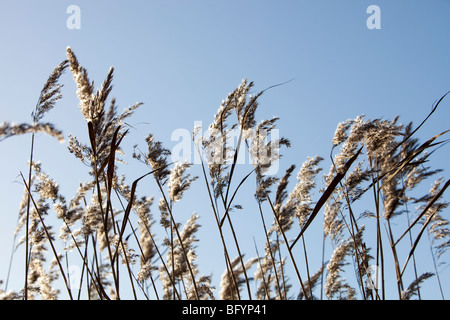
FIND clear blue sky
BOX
[1,1,449,299]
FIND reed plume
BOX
[1,49,449,301]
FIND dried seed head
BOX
[168,162,198,203]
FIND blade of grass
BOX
[87,120,121,298]
[391,91,450,156]
[381,131,449,189]
[113,169,158,264]
[400,179,450,277]
[63,219,110,299]
[395,178,450,246]
[290,146,363,250]
[113,188,160,300]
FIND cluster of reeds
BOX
[0,48,449,300]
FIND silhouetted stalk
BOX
[320,232,326,300]
[257,202,283,299]
[301,235,313,299]
[23,133,34,300]
[373,176,385,300]
[113,188,161,300]
[195,143,240,299]
[404,204,422,299]
[386,220,404,299]
[155,178,200,299]
[218,128,253,299]
[115,221,137,299]
[426,229,445,299]
[86,122,120,298]
[20,172,74,300]
[267,196,309,300]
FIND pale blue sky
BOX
[1,1,449,299]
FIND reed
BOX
[0,49,449,300]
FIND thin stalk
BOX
[224,252,240,300]
[216,166,255,299]
[372,166,385,300]
[24,133,35,300]
[216,127,253,299]
[253,237,270,300]
[118,188,178,299]
[276,233,288,299]
[115,221,138,299]
[320,232,326,300]
[405,205,422,299]
[426,229,445,299]
[88,257,94,299]
[64,221,107,300]
[78,236,89,300]
[218,171,255,297]
[113,188,160,300]
[266,196,309,300]
[5,215,20,291]
[91,234,102,299]
[342,192,367,300]
[336,197,367,299]
[130,222,160,300]
[301,235,313,299]
[147,221,181,300]
[223,124,244,205]
[386,220,404,299]
[195,143,240,298]
[22,85,49,300]
[291,146,363,250]
[170,214,176,299]
[399,179,450,277]
[219,169,254,228]
[87,123,120,298]
[395,179,450,246]
[132,272,151,300]
[155,178,200,300]
[20,172,74,300]
[223,210,252,299]
[257,202,283,299]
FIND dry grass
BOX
[0,48,449,300]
